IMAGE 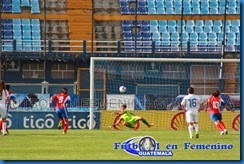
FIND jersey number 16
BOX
[188,98,197,108]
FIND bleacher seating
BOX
[122,20,240,52]
[1,0,240,53]
[2,19,13,50]
[1,0,41,51]
[12,0,21,13]
[119,0,239,52]
[2,19,42,51]
[2,0,40,13]
[21,0,30,7]
[22,19,32,51]
[31,0,41,14]
[236,33,240,51]
[119,0,240,15]
[3,0,12,12]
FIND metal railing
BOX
[8,81,77,94]
[0,39,239,54]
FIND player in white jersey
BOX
[181,87,201,139]
[0,80,10,135]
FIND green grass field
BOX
[0,129,240,160]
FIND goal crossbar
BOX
[90,57,239,63]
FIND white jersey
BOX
[0,89,9,105]
[0,89,9,118]
[181,94,200,112]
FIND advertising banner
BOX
[106,94,135,110]
[7,111,100,129]
[101,110,239,131]
[10,93,78,110]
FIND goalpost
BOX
[89,57,240,130]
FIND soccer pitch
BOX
[0,129,240,160]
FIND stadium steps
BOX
[67,0,93,51]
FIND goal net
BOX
[89,57,240,130]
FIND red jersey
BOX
[51,93,70,109]
[208,96,221,114]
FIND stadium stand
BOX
[119,0,240,15]
[1,0,240,53]
[2,18,41,51]
[121,19,240,52]
[117,0,240,52]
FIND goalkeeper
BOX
[109,104,153,129]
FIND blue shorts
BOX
[210,113,222,122]
[56,108,68,119]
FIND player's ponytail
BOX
[212,90,220,97]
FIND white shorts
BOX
[185,110,198,123]
[0,104,7,118]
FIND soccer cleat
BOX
[195,133,199,138]
[220,131,225,135]
[224,130,228,135]
[189,136,194,139]
[63,131,66,134]
[3,132,8,136]
[58,121,62,129]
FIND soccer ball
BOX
[119,86,126,93]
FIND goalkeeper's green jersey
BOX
[120,110,137,125]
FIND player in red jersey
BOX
[204,90,228,135]
[50,88,71,134]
